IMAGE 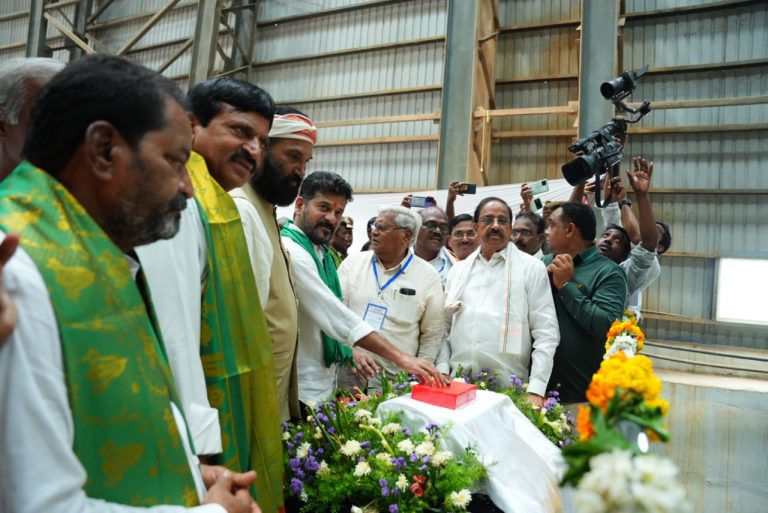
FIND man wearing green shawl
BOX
[280,171,448,406]
[138,77,283,513]
[0,55,259,512]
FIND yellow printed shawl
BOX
[187,152,283,513]
[0,162,198,505]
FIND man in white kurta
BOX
[338,206,445,378]
[0,241,224,512]
[436,197,560,405]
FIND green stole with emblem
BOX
[280,221,354,367]
[0,162,198,506]
[187,152,283,513]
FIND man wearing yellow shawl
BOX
[0,55,259,512]
[138,77,283,513]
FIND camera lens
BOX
[562,154,600,185]
[600,77,625,99]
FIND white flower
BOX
[397,439,415,454]
[450,489,472,509]
[282,431,291,441]
[300,489,308,502]
[305,400,317,409]
[376,452,393,466]
[314,427,323,439]
[386,393,396,399]
[296,441,311,459]
[395,473,408,491]
[317,460,330,477]
[381,423,402,435]
[367,416,382,427]
[353,461,372,477]
[576,450,690,513]
[340,439,363,457]
[305,415,314,422]
[453,377,466,383]
[415,440,435,457]
[354,409,373,421]
[431,450,454,467]
[350,507,363,513]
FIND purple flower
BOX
[304,457,320,472]
[393,488,400,496]
[327,427,336,434]
[293,432,304,442]
[402,427,412,436]
[547,390,560,399]
[543,398,558,411]
[289,477,303,495]
[425,423,440,432]
[360,441,371,448]
[409,453,418,462]
[289,458,301,471]
[381,487,390,497]
[421,456,430,464]
[419,464,427,471]
[509,374,524,388]
[392,457,407,471]
[389,505,399,513]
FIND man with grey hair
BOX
[338,205,445,387]
[0,57,64,180]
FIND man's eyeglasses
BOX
[478,216,510,227]
[511,229,533,237]
[422,220,449,233]
[451,230,476,239]
[373,223,407,233]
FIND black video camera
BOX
[561,65,652,207]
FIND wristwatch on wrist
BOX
[618,199,633,209]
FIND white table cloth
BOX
[377,390,565,513]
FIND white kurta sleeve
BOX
[282,237,373,345]
[233,196,273,307]
[415,272,446,363]
[524,259,561,396]
[137,205,221,456]
[0,244,224,513]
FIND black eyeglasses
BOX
[422,220,449,233]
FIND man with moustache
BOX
[338,206,446,388]
[447,213,479,260]
[281,172,445,404]
[231,106,314,421]
[138,77,282,512]
[543,203,627,404]
[0,55,260,512]
[437,198,559,406]
[414,206,455,285]
[512,212,546,258]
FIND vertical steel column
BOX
[227,0,257,80]
[26,0,50,57]
[436,0,479,189]
[190,0,221,86]
[69,0,93,61]
[577,0,620,138]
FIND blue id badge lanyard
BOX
[364,254,414,332]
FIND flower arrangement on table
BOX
[561,311,690,513]
[452,367,577,449]
[283,382,487,513]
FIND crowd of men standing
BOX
[0,55,670,513]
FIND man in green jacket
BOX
[543,203,628,404]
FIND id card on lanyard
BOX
[365,254,414,332]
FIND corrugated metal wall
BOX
[621,1,768,349]
[0,0,73,63]
[253,0,447,191]
[491,0,581,184]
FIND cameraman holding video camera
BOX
[594,157,671,317]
